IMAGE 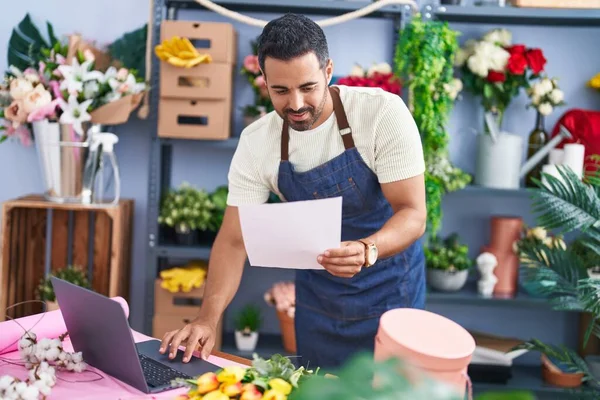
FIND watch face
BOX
[368,246,378,264]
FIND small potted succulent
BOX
[425,233,472,292]
[234,304,262,352]
[36,266,91,311]
[158,182,216,245]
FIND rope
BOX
[192,0,418,27]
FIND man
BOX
[160,13,427,371]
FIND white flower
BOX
[58,58,104,94]
[83,81,99,99]
[528,227,548,240]
[58,94,93,136]
[22,84,52,113]
[550,89,564,104]
[467,54,489,77]
[23,71,40,84]
[537,78,553,95]
[444,78,463,100]
[538,102,553,116]
[83,49,95,62]
[482,28,512,47]
[530,94,541,105]
[348,64,364,77]
[9,78,33,100]
[367,62,391,77]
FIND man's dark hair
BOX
[257,13,329,75]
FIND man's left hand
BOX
[317,241,365,278]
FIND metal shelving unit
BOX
[142,1,600,397]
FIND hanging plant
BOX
[394,16,471,237]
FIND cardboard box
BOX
[160,62,233,100]
[158,98,231,140]
[155,279,205,316]
[152,313,223,351]
[160,20,237,64]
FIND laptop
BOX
[51,277,220,393]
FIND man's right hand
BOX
[159,320,216,363]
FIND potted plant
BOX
[425,233,472,292]
[264,281,296,353]
[514,166,600,388]
[207,185,228,235]
[36,266,91,311]
[157,182,216,245]
[234,304,262,352]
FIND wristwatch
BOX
[358,240,378,267]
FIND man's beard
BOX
[282,87,328,131]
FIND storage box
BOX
[160,20,237,64]
[158,98,231,140]
[160,62,234,100]
[0,195,134,320]
[155,279,205,316]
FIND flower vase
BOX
[32,119,93,203]
[484,216,523,297]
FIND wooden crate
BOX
[0,194,134,320]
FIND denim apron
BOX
[277,86,426,371]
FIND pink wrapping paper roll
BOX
[0,296,129,355]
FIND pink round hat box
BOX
[374,308,476,397]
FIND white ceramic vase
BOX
[235,330,259,352]
[475,133,523,189]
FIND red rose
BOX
[526,48,546,74]
[487,70,506,83]
[507,52,528,75]
[506,44,526,55]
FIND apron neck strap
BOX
[281,86,355,162]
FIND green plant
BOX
[394,16,471,237]
[8,13,59,71]
[290,353,463,400]
[425,233,472,272]
[36,266,91,302]
[234,304,262,333]
[208,185,228,232]
[158,182,216,233]
[107,24,148,77]
[514,166,600,387]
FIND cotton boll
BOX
[72,361,86,373]
[0,375,16,391]
[13,381,28,395]
[20,385,40,400]
[45,346,60,362]
[71,352,83,364]
[33,380,52,397]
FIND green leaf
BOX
[0,135,7,144]
[108,24,147,77]
[7,13,52,71]
[46,21,58,47]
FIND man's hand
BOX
[317,241,365,278]
[159,320,216,362]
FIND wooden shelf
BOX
[425,4,600,27]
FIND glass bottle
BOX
[525,111,549,187]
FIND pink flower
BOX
[27,98,60,122]
[4,100,28,126]
[39,61,46,76]
[49,80,63,100]
[56,54,66,65]
[243,55,260,74]
[254,75,268,98]
[4,123,32,146]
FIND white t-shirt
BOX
[226,85,425,206]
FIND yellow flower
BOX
[202,391,229,400]
[240,384,263,400]
[196,372,220,394]
[262,389,287,400]
[588,72,600,89]
[268,378,292,395]
[216,366,246,385]
[220,381,243,396]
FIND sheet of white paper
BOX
[238,197,342,270]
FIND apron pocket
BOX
[312,177,367,218]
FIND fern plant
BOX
[515,165,600,386]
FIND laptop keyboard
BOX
[139,353,193,388]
